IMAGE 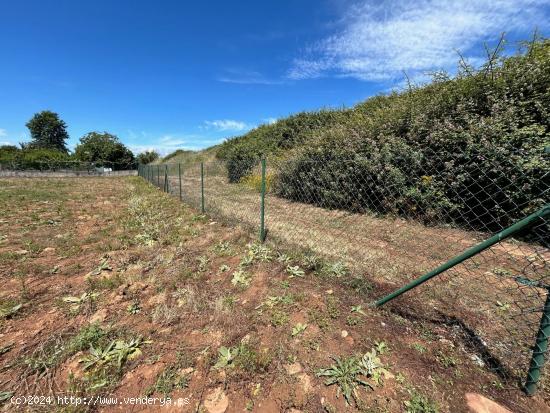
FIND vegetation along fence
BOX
[0,160,137,177]
[138,146,549,394]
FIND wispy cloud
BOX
[262,117,278,125]
[0,129,6,137]
[203,119,252,132]
[129,134,189,155]
[217,69,286,85]
[289,0,549,81]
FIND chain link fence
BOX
[139,147,549,394]
[0,160,137,177]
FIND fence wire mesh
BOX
[0,160,136,177]
[140,147,549,393]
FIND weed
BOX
[270,309,289,327]
[127,301,141,314]
[317,348,392,406]
[326,296,340,319]
[351,305,366,315]
[146,365,191,396]
[0,299,22,319]
[219,264,230,273]
[214,342,272,374]
[286,265,305,278]
[345,276,373,295]
[321,261,348,278]
[214,346,237,369]
[360,349,392,385]
[301,254,322,271]
[62,292,98,315]
[222,295,237,310]
[308,309,331,331]
[411,343,427,354]
[213,241,232,256]
[495,300,510,312]
[197,255,209,272]
[374,341,389,355]
[248,243,272,262]
[24,324,107,375]
[86,273,124,291]
[276,253,292,264]
[346,315,361,326]
[151,303,179,326]
[291,323,307,337]
[81,337,150,370]
[87,257,112,277]
[317,356,370,405]
[436,351,458,368]
[231,270,251,288]
[404,389,439,413]
[233,343,272,374]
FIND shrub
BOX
[220,37,550,233]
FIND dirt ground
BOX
[0,177,548,412]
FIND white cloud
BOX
[0,129,6,137]
[289,0,549,81]
[204,119,252,132]
[262,117,278,125]
[128,134,188,156]
[217,70,286,85]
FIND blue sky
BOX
[1,0,548,154]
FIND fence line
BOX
[138,150,549,394]
[0,160,138,178]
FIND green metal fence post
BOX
[259,158,266,242]
[200,162,205,213]
[375,205,550,307]
[524,289,550,395]
[178,163,182,201]
[164,165,168,192]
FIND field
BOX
[0,177,548,412]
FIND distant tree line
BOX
[0,111,159,170]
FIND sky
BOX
[1,0,549,154]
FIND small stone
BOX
[89,308,108,324]
[204,387,228,413]
[42,247,56,254]
[381,322,386,327]
[128,282,148,294]
[297,373,313,393]
[325,289,333,295]
[15,250,28,255]
[344,335,355,346]
[179,367,194,375]
[470,355,485,367]
[465,393,512,413]
[284,362,303,375]
[341,330,349,338]
[439,338,454,348]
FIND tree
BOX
[136,150,160,165]
[74,132,135,170]
[0,145,19,164]
[26,111,69,153]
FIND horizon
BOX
[1,0,549,155]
